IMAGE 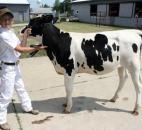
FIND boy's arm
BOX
[15,45,47,53]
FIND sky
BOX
[28,0,63,9]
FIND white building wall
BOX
[0,4,30,22]
[114,17,142,27]
[72,2,142,27]
[72,4,90,23]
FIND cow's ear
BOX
[42,15,53,23]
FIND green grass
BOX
[13,22,130,58]
[55,22,128,32]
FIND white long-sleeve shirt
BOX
[0,27,21,62]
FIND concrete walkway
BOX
[8,57,142,130]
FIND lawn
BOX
[13,22,129,58]
[56,22,127,32]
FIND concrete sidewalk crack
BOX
[28,74,117,93]
[12,99,23,130]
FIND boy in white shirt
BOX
[0,7,47,130]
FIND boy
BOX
[0,7,46,130]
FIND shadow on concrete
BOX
[8,96,131,114]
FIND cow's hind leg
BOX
[63,73,75,114]
[128,66,142,115]
[110,67,128,102]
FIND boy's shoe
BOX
[24,109,39,115]
[0,122,10,130]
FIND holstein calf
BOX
[22,16,142,115]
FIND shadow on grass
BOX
[8,96,131,114]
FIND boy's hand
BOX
[30,44,47,50]
[35,45,48,50]
[23,28,31,38]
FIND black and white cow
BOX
[22,16,142,115]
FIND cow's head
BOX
[20,15,54,57]
[21,15,53,37]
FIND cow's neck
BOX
[42,25,73,72]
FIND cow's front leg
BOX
[63,72,75,114]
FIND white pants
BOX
[0,64,33,124]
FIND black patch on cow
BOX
[81,62,84,67]
[65,59,74,76]
[117,46,119,52]
[140,44,142,59]
[77,62,80,67]
[94,34,108,51]
[140,44,142,51]
[102,45,113,62]
[132,43,138,53]
[112,43,116,51]
[81,62,85,69]
[117,56,119,61]
[81,34,113,72]
[42,23,74,76]
[94,70,97,74]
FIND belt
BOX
[2,60,20,66]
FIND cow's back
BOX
[68,30,142,75]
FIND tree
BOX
[53,0,61,18]
[64,0,71,16]
[60,0,71,16]
[43,4,50,8]
[53,0,61,12]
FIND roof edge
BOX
[71,0,142,4]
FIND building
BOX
[30,7,53,18]
[71,0,142,27]
[0,0,30,23]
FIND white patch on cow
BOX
[51,53,64,75]
[96,50,98,55]
[105,44,108,49]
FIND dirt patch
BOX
[32,116,54,124]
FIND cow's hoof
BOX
[62,103,67,107]
[131,111,139,116]
[63,109,71,114]
[110,98,116,102]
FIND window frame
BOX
[134,2,142,18]
[90,4,97,16]
[109,3,120,17]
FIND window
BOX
[135,2,142,18]
[71,9,74,15]
[19,11,24,21]
[109,3,120,16]
[90,4,97,16]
